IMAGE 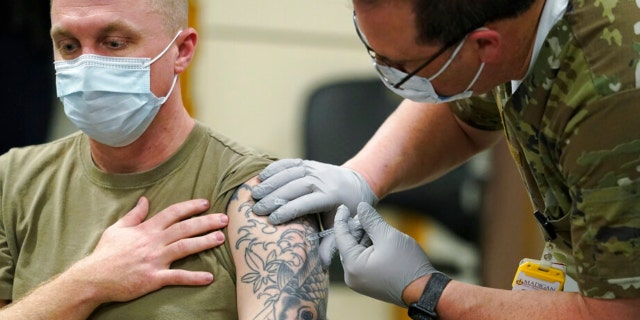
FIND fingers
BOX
[146,199,211,229]
[114,197,150,228]
[164,212,228,242]
[334,205,360,256]
[252,167,307,214]
[267,192,337,225]
[347,215,366,244]
[257,158,303,181]
[355,202,386,243]
[165,228,226,262]
[156,269,214,288]
[253,159,304,199]
[88,198,229,302]
[318,234,336,269]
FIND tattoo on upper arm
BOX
[231,184,329,320]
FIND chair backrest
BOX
[303,78,482,242]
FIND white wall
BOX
[192,0,376,158]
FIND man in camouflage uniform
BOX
[251,0,640,318]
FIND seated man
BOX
[0,0,328,319]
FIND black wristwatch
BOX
[408,273,451,320]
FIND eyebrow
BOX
[50,26,71,40]
[375,49,436,70]
[100,21,140,37]
[50,20,141,40]
[378,54,418,67]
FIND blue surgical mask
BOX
[54,31,182,147]
[375,34,485,104]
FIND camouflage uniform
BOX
[452,0,640,298]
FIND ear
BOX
[174,28,198,74]
[468,28,501,64]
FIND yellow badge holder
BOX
[512,211,566,291]
[512,257,566,291]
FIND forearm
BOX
[343,99,501,198]
[403,276,639,319]
[0,262,104,320]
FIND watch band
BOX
[408,273,452,320]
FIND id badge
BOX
[511,258,566,291]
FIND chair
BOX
[303,77,485,284]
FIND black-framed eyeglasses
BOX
[353,11,454,89]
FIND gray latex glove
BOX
[334,203,437,307]
[252,159,378,224]
[251,159,378,268]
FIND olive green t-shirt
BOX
[0,122,274,318]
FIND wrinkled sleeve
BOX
[562,89,640,298]
[449,86,506,131]
[211,154,274,278]
[0,158,14,301]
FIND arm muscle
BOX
[228,176,329,319]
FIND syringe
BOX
[306,216,362,241]
[307,228,336,241]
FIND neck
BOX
[89,98,195,174]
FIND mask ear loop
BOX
[460,27,489,92]
[427,35,467,81]
[429,27,490,82]
[463,62,485,92]
[145,30,184,67]
[147,30,184,103]
[159,75,179,104]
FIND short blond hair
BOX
[148,0,189,34]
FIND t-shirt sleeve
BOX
[211,153,274,277]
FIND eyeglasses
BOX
[353,11,454,89]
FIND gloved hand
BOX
[252,159,378,225]
[251,159,378,268]
[334,203,437,307]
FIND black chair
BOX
[303,77,484,281]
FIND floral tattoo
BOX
[230,184,329,320]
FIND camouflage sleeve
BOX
[561,88,640,299]
[555,0,640,299]
[449,87,505,131]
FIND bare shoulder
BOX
[227,176,329,320]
